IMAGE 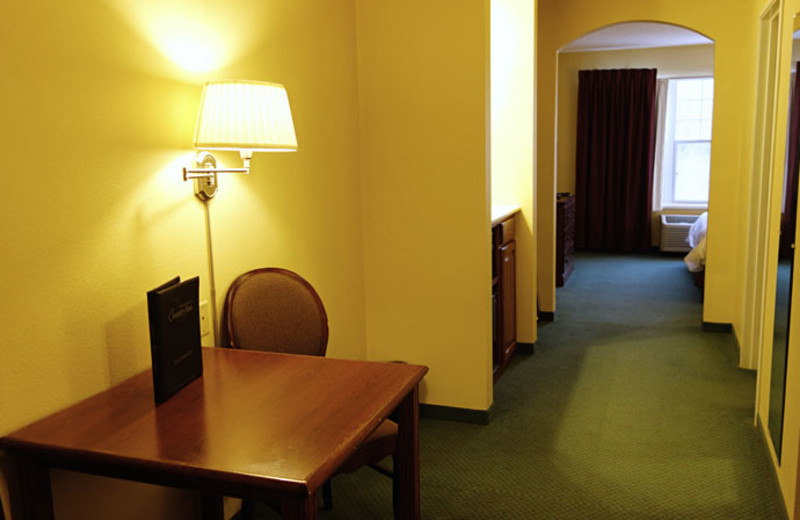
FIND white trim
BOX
[656,74,715,80]
[660,204,708,211]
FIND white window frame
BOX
[659,77,713,209]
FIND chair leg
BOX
[392,454,400,520]
[240,499,255,520]
[322,480,333,510]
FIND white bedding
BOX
[684,212,708,273]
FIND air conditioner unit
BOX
[660,214,699,253]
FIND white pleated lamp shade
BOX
[193,80,298,152]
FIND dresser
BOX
[556,194,575,287]
[492,208,518,383]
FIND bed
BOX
[684,211,707,288]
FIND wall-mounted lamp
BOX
[183,80,298,201]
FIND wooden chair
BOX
[224,268,398,517]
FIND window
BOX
[659,77,714,206]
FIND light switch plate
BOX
[199,300,211,337]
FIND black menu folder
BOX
[146,276,203,403]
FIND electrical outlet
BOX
[199,301,210,337]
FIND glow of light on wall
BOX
[107,0,270,75]
[155,26,226,74]
[490,4,521,119]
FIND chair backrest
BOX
[224,268,328,356]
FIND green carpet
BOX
[255,252,786,519]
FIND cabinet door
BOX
[500,240,516,362]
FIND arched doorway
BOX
[549,21,715,317]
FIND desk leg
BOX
[16,457,54,520]
[395,385,420,519]
[281,494,316,520]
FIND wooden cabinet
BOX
[556,194,575,287]
[492,214,516,383]
[500,240,516,361]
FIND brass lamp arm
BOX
[183,167,249,180]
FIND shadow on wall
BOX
[105,302,150,386]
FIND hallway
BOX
[259,253,785,519]
[524,252,784,518]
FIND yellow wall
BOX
[356,0,494,410]
[556,44,714,195]
[0,0,539,517]
[491,0,537,344]
[537,0,758,337]
[0,0,364,518]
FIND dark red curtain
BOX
[574,68,657,253]
[781,62,800,258]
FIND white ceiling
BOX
[561,22,713,53]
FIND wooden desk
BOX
[0,348,428,519]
